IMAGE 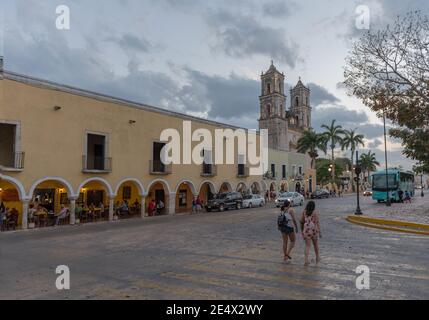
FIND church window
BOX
[295,97,299,107]
[267,83,271,94]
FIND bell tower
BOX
[290,78,311,129]
[259,61,288,151]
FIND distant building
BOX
[259,62,316,196]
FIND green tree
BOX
[341,129,365,191]
[297,129,327,170]
[344,11,429,168]
[321,120,345,181]
[360,151,380,181]
[315,158,344,186]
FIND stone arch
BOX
[114,178,146,197]
[0,174,26,200]
[174,180,197,196]
[145,179,172,216]
[76,177,114,198]
[198,180,217,195]
[250,181,262,195]
[146,179,172,195]
[28,176,74,200]
[219,181,233,193]
[236,182,248,194]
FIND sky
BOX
[1,0,428,170]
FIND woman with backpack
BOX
[300,201,321,266]
[277,200,298,261]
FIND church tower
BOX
[258,61,288,151]
[290,79,311,129]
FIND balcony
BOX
[82,155,112,173]
[0,152,25,171]
[201,163,217,177]
[150,160,172,175]
[237,165,250,178]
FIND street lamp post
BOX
[355,150,363,215]
[421,167,425,198]
[383,110,392,207]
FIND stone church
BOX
[259,62,315,194]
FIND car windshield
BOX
[215,193,227,199]
[244,195,253,200]
[281,193,294,198]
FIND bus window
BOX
[372,174,397,191]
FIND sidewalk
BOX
[362,194,429,225]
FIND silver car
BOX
[242,194,265,208]
[275,192,305,207]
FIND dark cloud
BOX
[104,33,152,53]
[368,139,383,149]
[262,1,293,18]
[307,83,340,106]
[181,68,260,120]
[207,10,299,68]
[312,106,369,131]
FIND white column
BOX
[168,192,176,215]
[69,198,76,225]
[22,199,29,230]
[109,197,115,221]
[140,195,147,218]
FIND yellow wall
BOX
[0,77,262,205]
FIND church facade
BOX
[259,62,316,195]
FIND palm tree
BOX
[321,120,345,181]
[297,129,327,169]
[342,129,365,191]
[360,151,380,182]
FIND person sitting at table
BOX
[6,208,19,230]
[133,199,141,214]
[156,200,165,215]
[118,200,129,216]
[28,204,37,223]
[54,205,69,226]
[75,203,83,220]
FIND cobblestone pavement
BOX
[0,195,428,300]
[356,192,429,224]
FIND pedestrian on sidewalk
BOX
[398,189,404,203]
[191,197,197,214]
[277,200,298,261]
[300,201,321,266]
[404,191,412,203]
[196,196,202,213]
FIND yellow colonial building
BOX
[0,58,315,230]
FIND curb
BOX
[347,215,429,236]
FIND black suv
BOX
[206,192,243,212]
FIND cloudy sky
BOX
[1,0,428,170]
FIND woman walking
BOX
[277,200,298,261]
[300,201,321,266]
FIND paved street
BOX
[1,195,428,300]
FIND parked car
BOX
[206,192,243,212]
[275,192,305,207]
[242,194,265,208]
[363,189,373,196]
[311,189,330,199]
